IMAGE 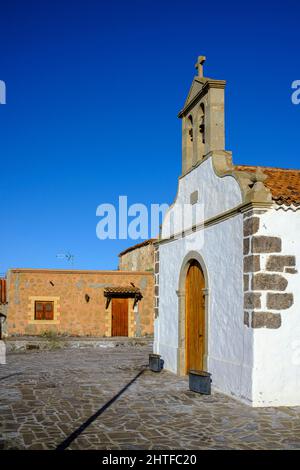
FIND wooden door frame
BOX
[176,251,209,376]
[105,296,136,338]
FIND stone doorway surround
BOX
[104,286,143,338]
[177,251,209,376]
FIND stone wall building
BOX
[154,56,300,407]
[5,269,154,337]
[118,239,156,272]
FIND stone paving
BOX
[1,344,300,450]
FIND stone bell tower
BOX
[178,56,226,175]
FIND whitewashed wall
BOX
[252,208,300,406]
[161,158,242,238]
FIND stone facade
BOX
[118,239,155,272]
[6,269,154,337]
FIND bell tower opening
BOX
[182,114,193,173]
[197,103,205,161]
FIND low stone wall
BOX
[5,336,153,353]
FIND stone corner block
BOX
[252,236,282,254]
[244,255,260,273]
[285,267,298,275]
[244,292,261,309]
[244,311,250,327]
[244,274,250,292]
[252,273,288,291]
[243,217,260,237]
[243,238,250,255]
[266,255,296,272]
[251,312,281,329]
[267,293,294,310]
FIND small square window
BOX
[34,301,54,320]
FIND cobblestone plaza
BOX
[1,344,300,450]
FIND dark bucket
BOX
[149,353,164,372]
[189,370,212,395]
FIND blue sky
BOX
[0,0,299,272]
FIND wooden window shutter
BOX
[35,301,54,320]
[44,302,54,320]
[35,302,44,320]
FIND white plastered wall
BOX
[252,208,300,406]
[154,157,254,404]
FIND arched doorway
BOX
[177,250,209,376]
[185,260,206,373]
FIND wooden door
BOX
[185,260,205,372]
[111,298,128,336]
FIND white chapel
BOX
[153,56,300,407]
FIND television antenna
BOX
[56,252,75,266]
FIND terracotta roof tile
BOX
[104,286,140,294]
[104,286,142,297]
[235,165,300,206]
